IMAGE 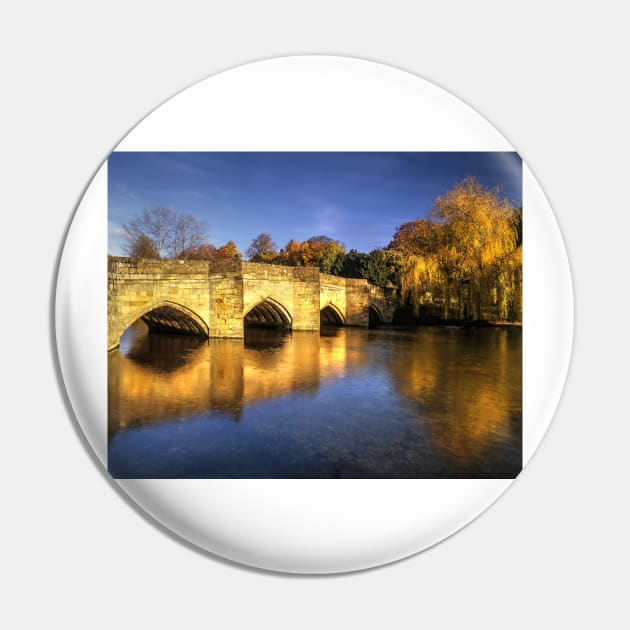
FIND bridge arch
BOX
[320,303,345,326]
[244,297,292,329]
[368,304,384,327]
[118,301,209,344]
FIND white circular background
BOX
[55,56,573,574]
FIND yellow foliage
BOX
[391,177,522,322]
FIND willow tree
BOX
[390,177,522,322]
[389,219,447,315]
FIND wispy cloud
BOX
[108,221,125,237]
[108,152,522,254]
[291,193,342,237]
[113,182,141,204]
[312,204,338,235]
[108,221,126,255]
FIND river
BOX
[108,322,521,478]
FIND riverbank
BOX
[387,313,522,328]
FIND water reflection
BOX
[108,321,521,478]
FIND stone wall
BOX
[108,257,213,351]
[242,262,322,331]
[320,273,347,322]
[369,284,398,323]
[108,257,395,350]
[345,278,370,326]
[209,260,244,338]
[290,267,321,330]
[242,262,297,325]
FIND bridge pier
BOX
[108,257,396,350]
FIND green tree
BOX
[365,249,394,287]
[340,249,370,279]
[318,240,346,274]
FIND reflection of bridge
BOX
[108,328,362,433]
[108,257,397,350]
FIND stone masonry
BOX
[108,257,396,350]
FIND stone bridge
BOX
[108,257,397,350]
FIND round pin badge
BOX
[55,56,573,573]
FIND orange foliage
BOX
[215,240,242,260]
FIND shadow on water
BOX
[244,327,290,350]
[125,324,206,372]
[108,321,522,478]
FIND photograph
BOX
[107,151,523,478]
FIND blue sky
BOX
[108,152,522,256]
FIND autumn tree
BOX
[390,177,521,322]
[273,236,345,273]
[246,233,278,262]
[316,238,345,274]
[275,239,299,266]
[389,219,442,256]
[433,176,519,320]
[388,219,445,314]
[122,207,208,259]
[183,243,218,261]
[215,240,242,260]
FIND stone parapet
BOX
[108,257,394,350]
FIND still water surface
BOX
[109,322,521,478]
